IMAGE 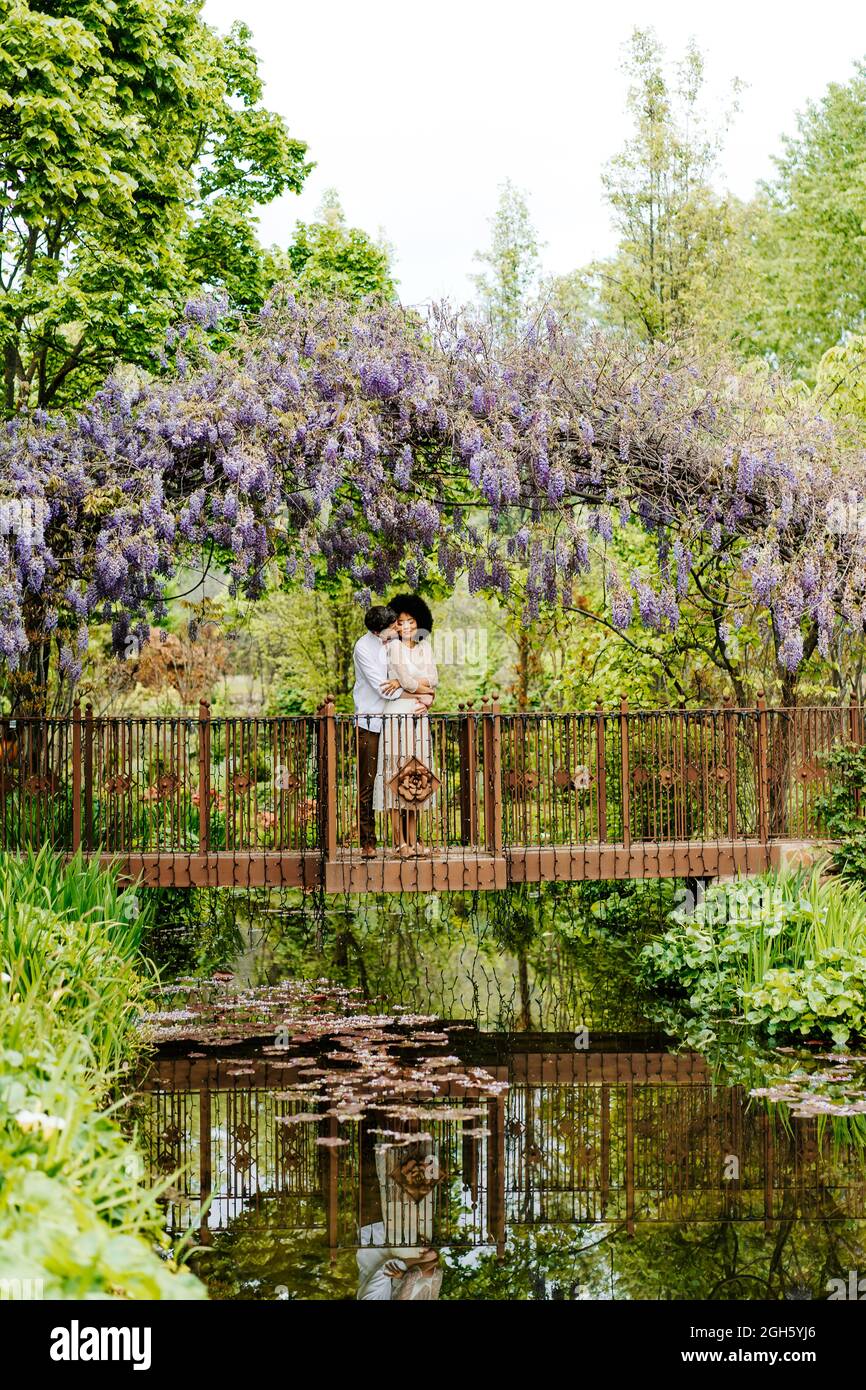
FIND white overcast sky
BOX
[204,0,866,309]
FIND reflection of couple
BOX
[356,1118,443,1301]
[352,595,439,857]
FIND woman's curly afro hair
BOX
[389,593,434,637]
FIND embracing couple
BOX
[352,594,438,858]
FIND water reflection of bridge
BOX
[2,700,859,891]
[137,1046,866,1252]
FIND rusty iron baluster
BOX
[851,691,862,823]
[625,1080,635,1236]
[600,1082,611,1216]
[675,707,685,841]
[71,700,82,853]
[198,701,210,854]
[723,696,737,840]
[619,695,630,849]
[251,717,259,852]
[199,1086,212,1246]
[174,717,183,850]
[595,700,607,843]
[493,1091,506,1256]
[315,702,325,853]
[326,1115,339,1260]
[483,697,503,856]
[492,700,505,850]
[756,693,770,844]
[763,1110,774,1231]
[83,703,94,853]
[272,718,281,850]
[453,706,475,845]
[110,718,118,852]
[647,715,657,845]
[805,706,816,836]
[122,718,131,851]
[237,719,246,851]
[319,697,338,860]
[699,712,710,839]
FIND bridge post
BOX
[83,703,93,853]
[619,695,630,850]
[71,698,81,853]
[595,700,607,842]
[198,700,210,854]
[483,698,503,856]
[756,692,770,843]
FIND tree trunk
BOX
[10,596,51,716]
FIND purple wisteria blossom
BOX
[1,290,864,686]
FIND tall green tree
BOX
[737,65,866,375]
[472,180,546,705]
[591,28,742,341]
[288,189,396,302]
[471,178,542,338]
[0,1,310,412]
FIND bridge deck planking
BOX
[70,837,826,890]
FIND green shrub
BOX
[815,744,866,885]
[638,870,866,1047]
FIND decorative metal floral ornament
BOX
[389,756,440,806]
[23,773,55,796]
[797,758,823,783]
[105,772,132,796]
[505,768,539,796]
[387,1149,443,1202]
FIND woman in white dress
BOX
[373,594,438,855]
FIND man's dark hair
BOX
[364,605,397,635]
[389,593,434,637]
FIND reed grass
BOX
[640,869,866,1046]
[0,850,204,1299]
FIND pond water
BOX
[134,883,866,1301]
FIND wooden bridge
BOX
[0,698,860,892]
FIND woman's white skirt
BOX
[373,701,436,811]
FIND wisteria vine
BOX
[0,289,864,689]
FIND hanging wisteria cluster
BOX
[1,288,864,683]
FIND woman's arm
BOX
[420,641,439,689]
[388,639,420,692]
[408,643,437,710]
